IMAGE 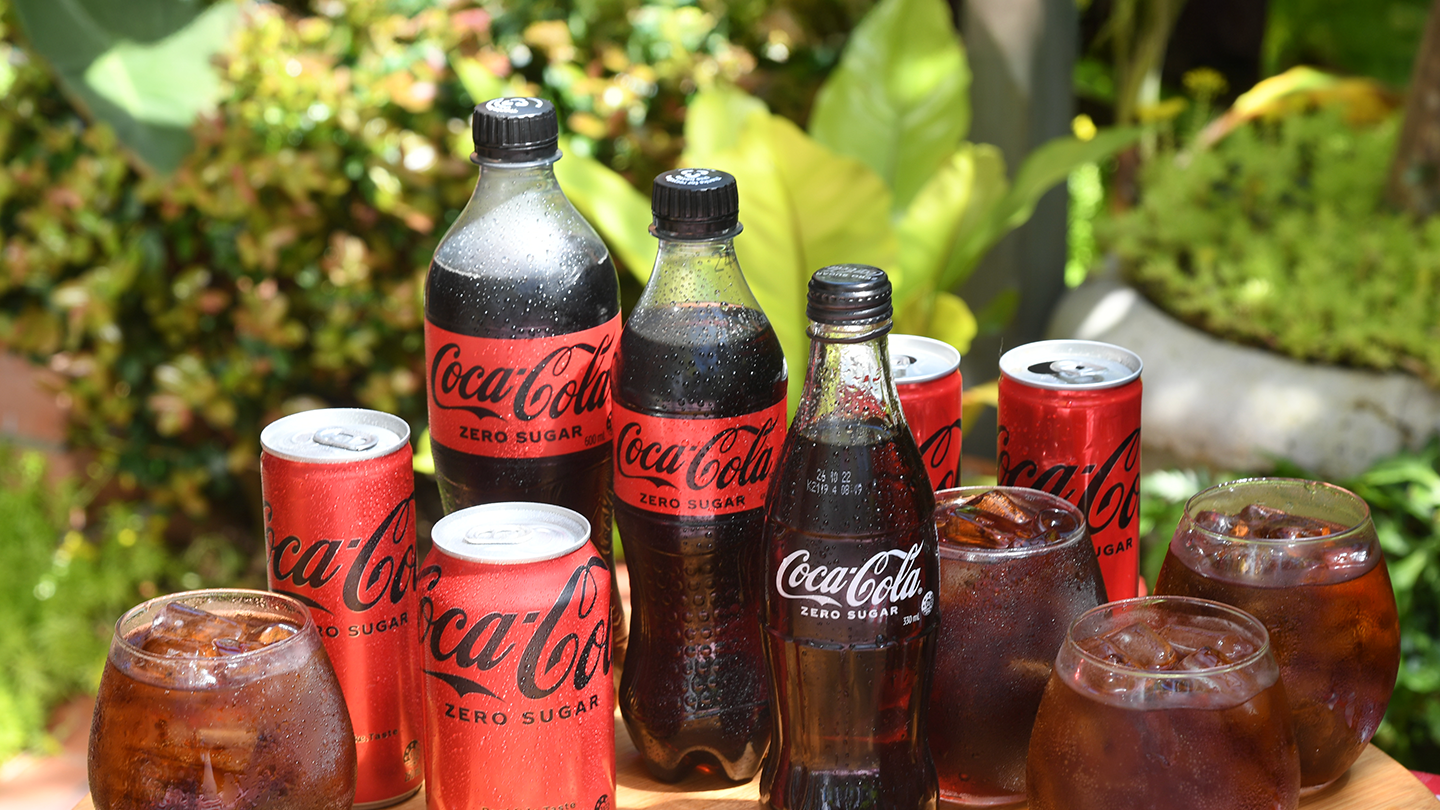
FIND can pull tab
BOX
[1028,359,1107,385]
[313,426,379,453]
[892,354,919,378]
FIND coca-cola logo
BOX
[915,418,963,490]
[615,417,778,491]
[774,544,925,609]
[429,334,613,423]
[266,497,418,614]
[997,426,1140,534]
[419,556,610,702]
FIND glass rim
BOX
[1182,476,1373,547]
[1066,595,1274,679]
[934,485,1089,559]
[112,587,316,664]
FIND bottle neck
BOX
[793,320,905,441]
[636,237,759,310]
[472,157,563,199]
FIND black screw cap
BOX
[651,168,741,239]
[472,97,559,162]
[807,265,893,325]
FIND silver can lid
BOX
[889,334,961,384]
[260,408,410,463]
[999,339,1142,391]
[432,502,591,565]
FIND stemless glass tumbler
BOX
[1027,596,1301,810]
[1155,477,1400,792]
[88,589,357,810]
[927,486,1107,805]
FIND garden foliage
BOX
[0,447,179,762]
[1103,106,1440,385]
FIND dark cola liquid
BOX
[761,434,938,810]
[425,228,622,650]
[614,302,786,782]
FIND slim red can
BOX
[419,502,615,810]
[891,334,964,491]
[260,408,426,808]
[996,340,1143,600]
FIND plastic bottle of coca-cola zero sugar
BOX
[760,265,940,810]
[612,168,787,782]
[424,97,625,660]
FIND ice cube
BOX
[1103,622,1177,670]
[1036,507,1080,535]
[1254,514,1346,540]
[937,506,1008,548]
[1237,504,1286,524]
[247,621,299,647]
[141,603,247,657]
[1177,646,1228,670]
[212,637,259,655]
[1158,621,1256,661]
[1076,635,1126,664]
[971,491,1035,526]
[1195,509,1248,536]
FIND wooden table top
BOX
[74,714,1439,809]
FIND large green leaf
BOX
[939,127,1141,291]
[809,0,969,211]
[553,142,657,284]
[682,84,768,158]
[894,142,1006,313]
[12,0,240,174]
[683,99,897,405]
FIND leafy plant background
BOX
[0,0,1125,759]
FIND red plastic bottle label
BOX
[425,316,619,459]
[612,401,786,517]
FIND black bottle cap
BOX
[807,265,893,325]
[651,168,742,239]
[472,97,559,162]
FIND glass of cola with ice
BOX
[1027,596,1301,810]
[928,486,1106,805]
[88,589,357,810]
[1154,478,1400,792]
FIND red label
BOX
[612,400,786,517]
[418,546,614,810]
[425,316,619,459]
[897,370,963,492]
[995,376,1143,600]
[261,449,425,804]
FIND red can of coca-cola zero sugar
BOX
[890,334,964,491]
[259,408,425,809]
[419,502,615,810]
[996,340,1143,601]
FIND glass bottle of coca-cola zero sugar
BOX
[613,168,787,782]
[424,97,624,660]
[760,265,940,810]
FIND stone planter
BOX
[1046,274,1440,480]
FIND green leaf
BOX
[11,0,239,174]
[682,85,768,158]
[83,4,238,128]
[939,127,1141,290]
[553,142,657,284]
[451,54,531,109]
[894,143,1007,313]
[683,99,898,406]
[924,291,977,354]
[809,0,969,211]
